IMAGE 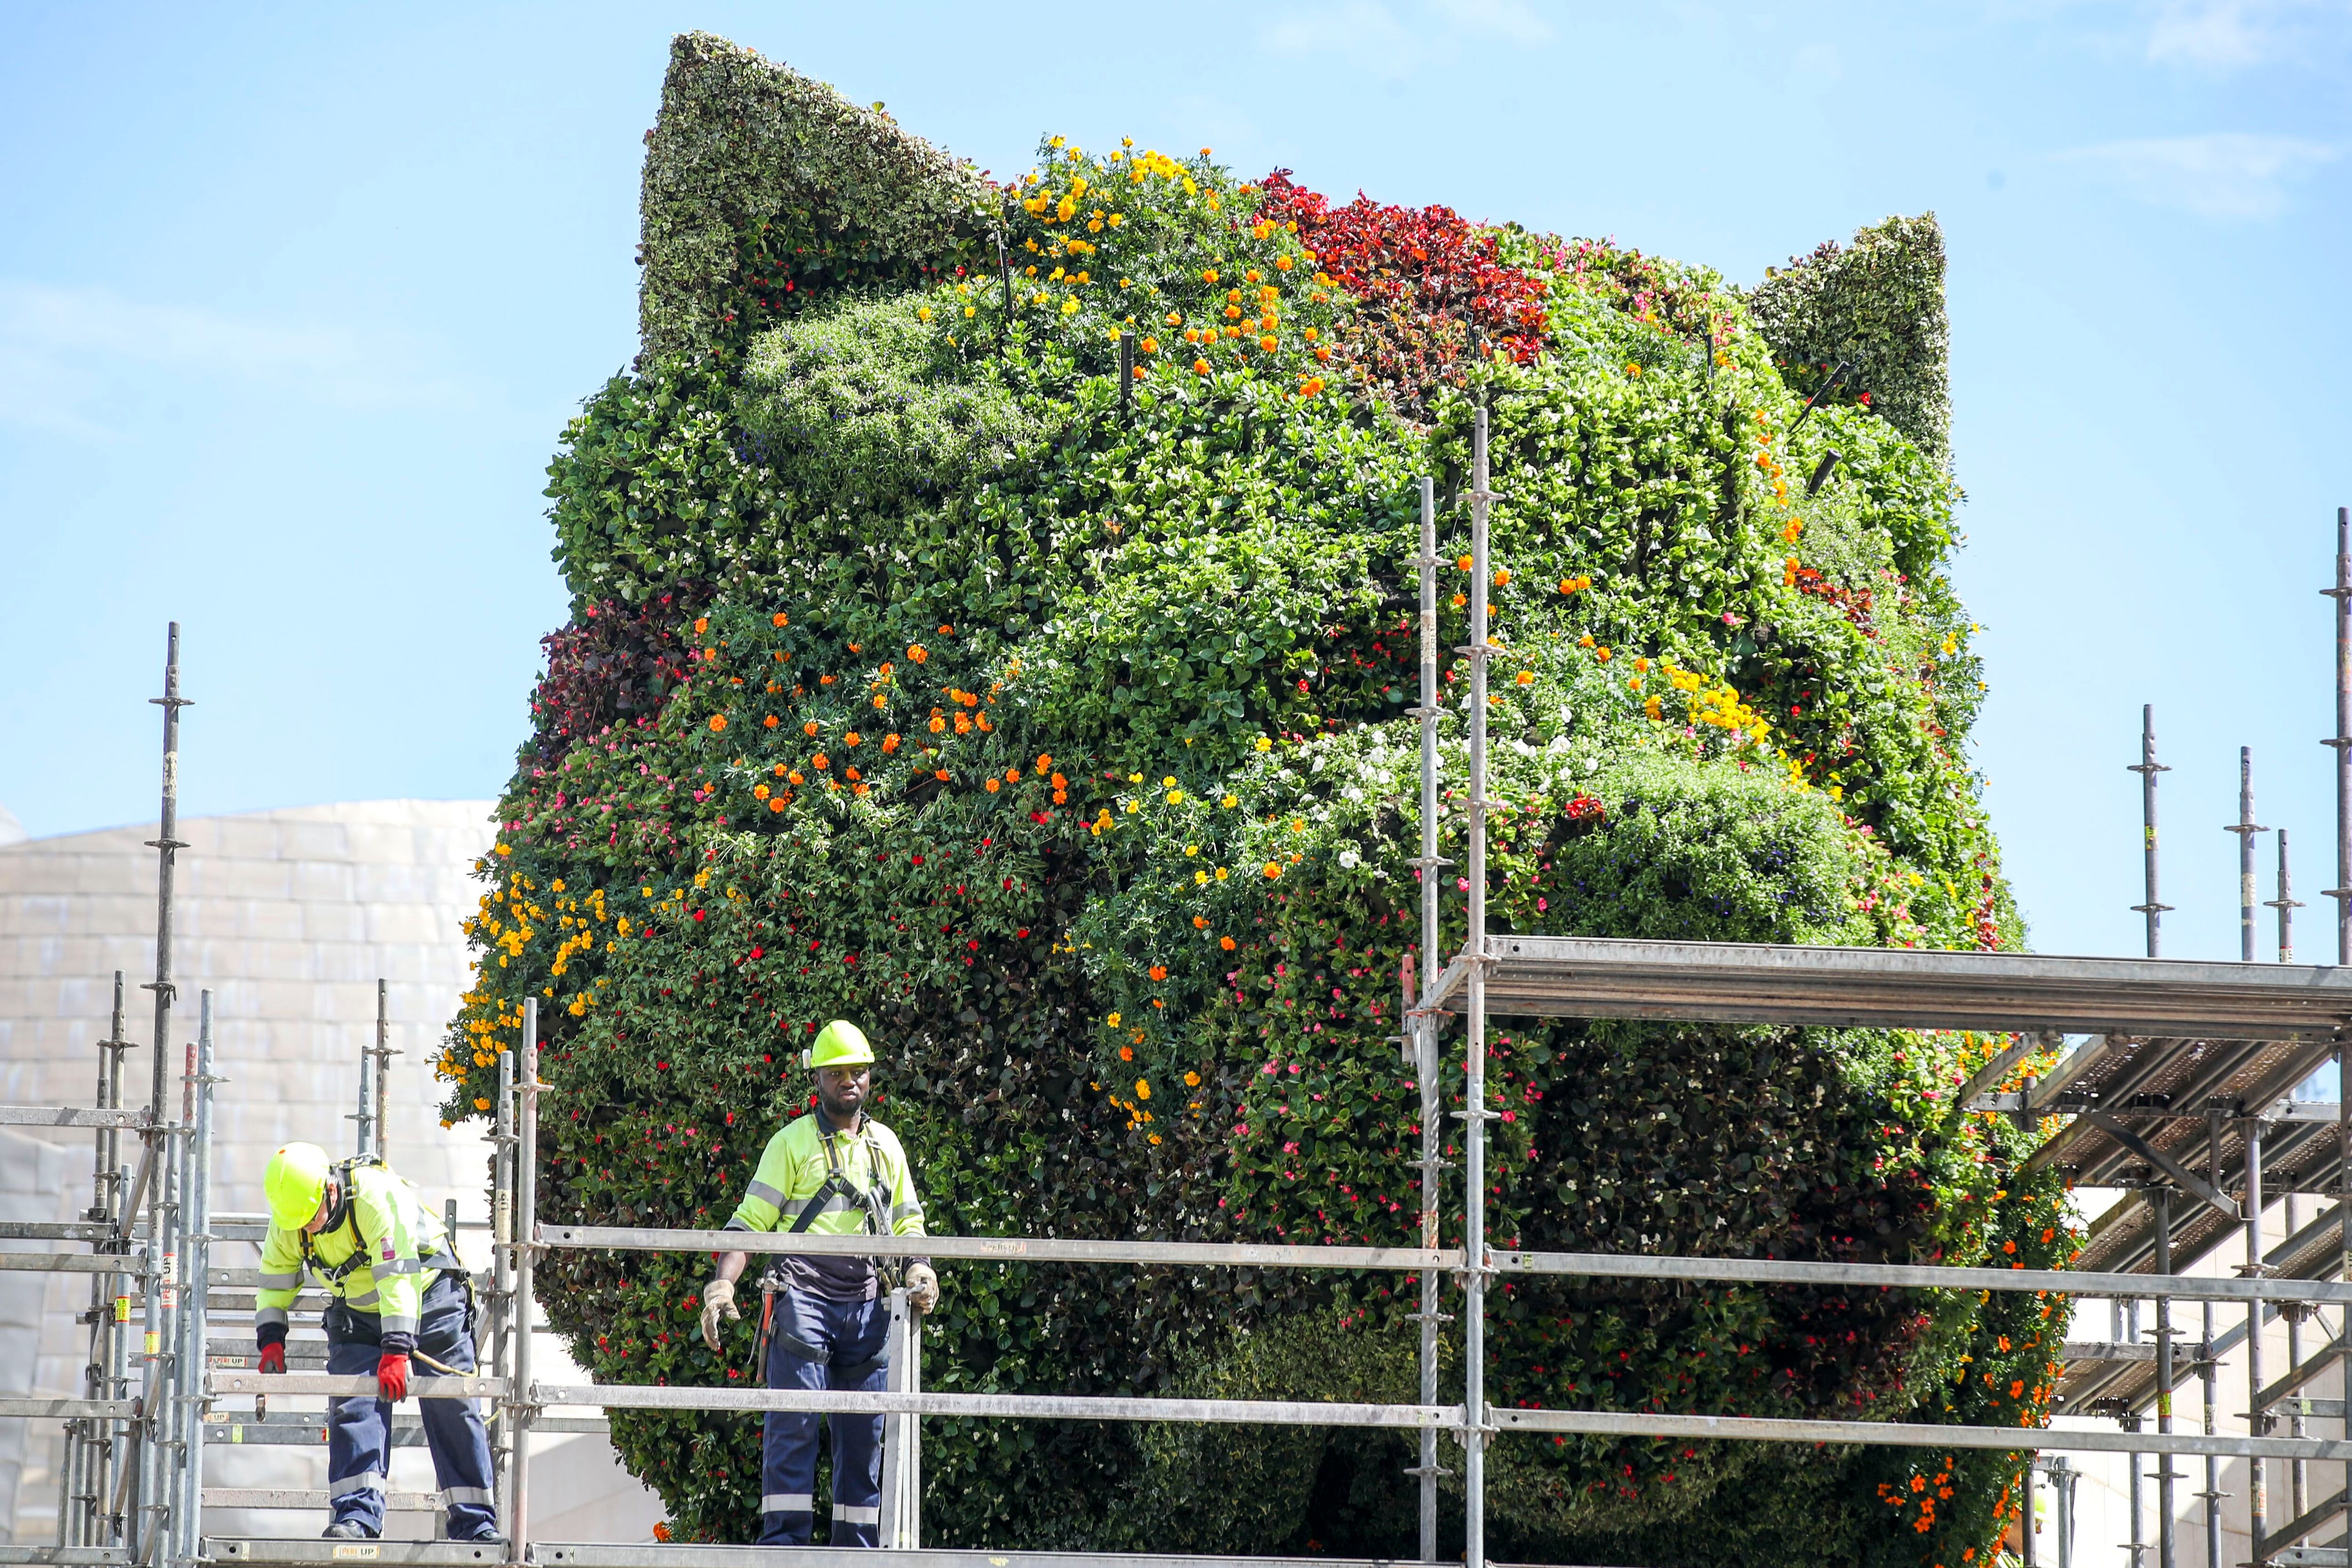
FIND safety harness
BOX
[754,1115,903,1374]
[298,1156,464,1289]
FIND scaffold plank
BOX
[542,1226,1457,1272]
[1492,1247,2352,1305]
[0,1254,144,1276]
[1488,1406,2352,1461]
[0,1549,133,1564]
[532,1383,1459,1429]
[1418,934,2352,1038]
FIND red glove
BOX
[257,1342,286,1376]
[375,1352,409,1402]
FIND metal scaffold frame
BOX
[17,499,2352,1568]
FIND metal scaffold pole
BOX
[2228,748,2268,964]
[371,979,393,1164]
[2203,1111,2225,1568]
[2247,1117,2268,1556]
[177,994,214,1565]
[506,1000,540,1568]
[2130,706,2172,955]
[1460,403,1495,1568]
[491,1047,516,1497]
[2268,831,2302,965]
[2324,503,2352,1568]
[2152,1188,2176,1568]
[1406,471,1449,1560]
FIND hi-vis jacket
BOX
[256,1162,462,1338]
[727,1112,925,1244]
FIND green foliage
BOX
[639,33,992,362]
[1747,214,1954,470]
[455,42,2063,1567]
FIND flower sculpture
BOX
[446,32,2072,1565]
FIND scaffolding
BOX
[10,481,2352,1568]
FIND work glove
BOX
[375,1352,409,1403]
[905,1262,939,1316]
[257,1342,286,1376]
[699,1277,739,1353]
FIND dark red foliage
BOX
[530,589,711,765]
[1255,170,1549,414]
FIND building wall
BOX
[0,801,663,1544]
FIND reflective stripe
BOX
[780,1193,856,1221]
[258,1271,301,1290]
[379,1315,418,1334]
[378,1258,425,1276]
[442,1487,495,1506]
[831,1504,880,1525]
[745,1180,785,1208]
[723,1218,755,1233]
[329,1473,387,1497]
[760,1493,813,1515]
[255,1307,289,1329]
[346,1289,381,1309]
[889,1201,923,1223]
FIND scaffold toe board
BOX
[206,1542,507,1565]
[1420,935,2352,1038]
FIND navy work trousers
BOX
[324,1272,498,1539]
[758,1289,890,1546]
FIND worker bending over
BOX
[701,1020,938,1547]
[256,1143,499,1542]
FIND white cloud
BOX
[1263,0,1555,79]
[2142,0,2351,67]
[0,279,468,439]
[2053,132,2339,217]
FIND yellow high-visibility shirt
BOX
[728,1110,924,1300]
[255,1162,459,1337]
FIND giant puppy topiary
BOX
[446,32,2074,1565]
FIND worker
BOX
[701,1019,938,1548]
[255,1143,499,1542]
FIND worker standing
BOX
[255,1143,499,1542]
[701,1020,938,1547]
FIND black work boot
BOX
[322,1520,379,1540]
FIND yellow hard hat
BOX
[264,1142,334,1228]
[806,1019,874,1069]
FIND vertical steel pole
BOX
[2227,748,2267,963]
[2324,504,2352,1567]
[179,995,213,1565]
[491,1049,516,1497]
[2130,707,2172,955]
[1413,472,1444,1562]
[2285,1191,2307,1529]
[354,1032,373,1160]
[2205,1112,2224,1568]
[1461,405,1494,1568]
[2247,1118,2268,1556]
[145,624,185,1158]
[2022,1456,2038,1566]
[373,979,391,1164]
[2153,1187,2176,1568]
[506,1001,539,1568]
[2268,833,2302,964]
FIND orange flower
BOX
[753,783,770,800]
[813,754,830,770]
[1314,346,1332,362]
[844,766,861,781]
[844,731,862,747]
[787,770,805,785]
[1148,964,1168,981]
[819,673,834,685]
[1140,337,1158,354]
[771,613,788,627]
[1299,376,1325,398]
[882,733,900,753]
[1052,790,1067,804]
[1120,1044,1134,1060]
[935,768,951,781]
[803,720,820,737]
[1193,357,1211,375]
[763,715,780,729]
[985,778,1001,793]
[1258,334,1277,352]
[908,645,928,663]
[707,714,728,732]
[1192,915,1208,929]
[930,715,947,733]
[1220,935,1237,951]
[767,796,787,813]
[694,617,709,634]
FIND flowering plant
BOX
[448,34,2060,1567]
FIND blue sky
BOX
[2,1,2347,964]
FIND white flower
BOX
[1342,785,1364,803]
[1336,850,1361,870]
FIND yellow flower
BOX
[1135,1079,1151,1101]
[1263,862,1283,879]
[917,306,932,322]
[1215,867,1230,881]
[1255,736,1271,752]
[1107,1012,1123,1027]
